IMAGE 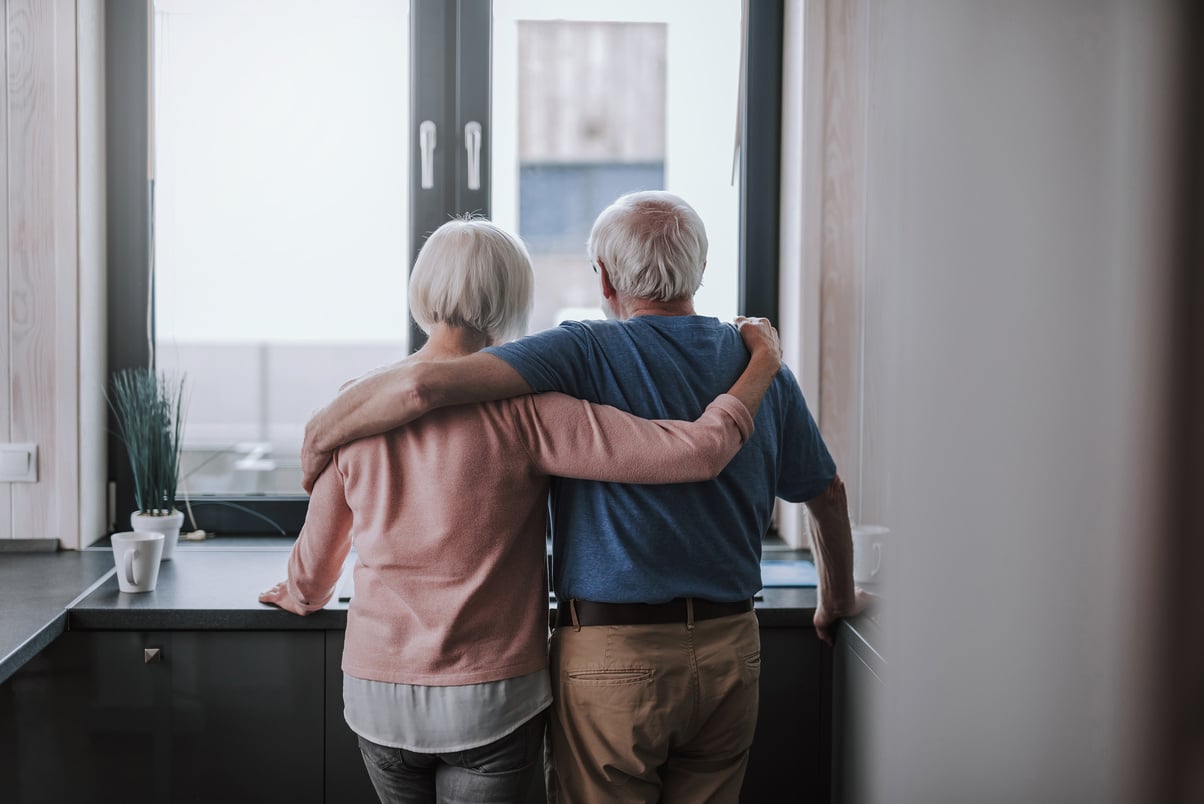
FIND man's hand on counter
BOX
[813,586,877,645]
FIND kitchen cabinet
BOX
[741,622,831,803]
[324,617,824,804]
[325,614,826,803]
[324,621,830,803]
[0,630,325,804]
[0,628,554,804]
[323,631,382,803]
[830,618,884,804]
[1,548,834,804]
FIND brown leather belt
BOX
[555,597,754,628]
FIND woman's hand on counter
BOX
[813,586,877,645]
[259,579,312,616]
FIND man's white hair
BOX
[587,190,708,302]
[408,216,534,343]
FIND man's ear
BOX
[597,259,617,300]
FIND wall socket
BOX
[0,443,38,483]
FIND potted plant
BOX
[108,367,187,560]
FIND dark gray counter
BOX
[71,548,821,626]
[0,549,116,685]
[2,540,829,682]
[68,545,345,631]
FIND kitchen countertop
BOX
[0,549,116,685]
[69,545,346,631]
[1,538,851,685]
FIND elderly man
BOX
[301,191,868,803]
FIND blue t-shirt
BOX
[484,315,835,604]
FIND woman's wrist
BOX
[748,349,780,379]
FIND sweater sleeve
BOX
[512,392,754,483]
[283,453,355,613]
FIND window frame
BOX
[104,0,783,537]
[739,0,783,321]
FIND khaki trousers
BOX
[548,611,761,804]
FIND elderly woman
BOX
[260,217,779,804]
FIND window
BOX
[492,8,743,331]
[106,0,783,535]
[152,0,410,500]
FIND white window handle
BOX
[464,121,482,191]
[419,120,436,189]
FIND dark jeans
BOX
[358,709,548,804]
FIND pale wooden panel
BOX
[817,0,866,517]
[518,21,665,163]
[7,0,77,545]
[77,0,105,548]
[1,0,13,539]
[795,0,826,415]
[776,0,825,548]
[857,0,901,529]
[53,0,79,549]
[775,0,806,547]
[7,0,51,541]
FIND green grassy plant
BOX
[108,368,186,516]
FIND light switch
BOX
[0,443,38,483]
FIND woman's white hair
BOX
[408,217,534,343]
[587,190,708,302]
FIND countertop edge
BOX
[64,600,816,631]
[0,564,117,685]
[0,612,67,687]
[2,547,853,684]
[67,607,351,631]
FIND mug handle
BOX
[871,542,882,578]
[124,546,139,587]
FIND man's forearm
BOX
[306,353,531,456]
[307,365,425,456]
[805,475,856,614]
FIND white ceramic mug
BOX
[852,525,889,584]
[111,531,165,593]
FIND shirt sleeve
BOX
[509,392,754,483]
[483,323,593,395]
[284,454,355,612]
[774,365,839,502]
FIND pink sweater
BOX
[284,392,753,686]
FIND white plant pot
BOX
[130,509,185,561]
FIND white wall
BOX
[856,1,1177,801]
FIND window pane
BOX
[491,0,743,331]
[152,0,410,495]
